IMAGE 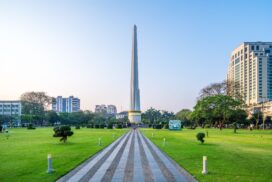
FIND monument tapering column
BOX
[129,25,141,123]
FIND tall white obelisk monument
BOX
[128,25,141,123]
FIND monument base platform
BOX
[128,110,141,123]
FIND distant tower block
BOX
[128,25,141,123]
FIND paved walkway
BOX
[57,129,196,182]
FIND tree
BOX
[191,95,244,129]
[199,80,227,99]
[45,111,60,125]
[175,109,192,126]
[53,126,74,143]
[21,92,52,125]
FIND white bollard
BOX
[47,154,53,173]
[163,138,166,146]
[202,156,208,174]
[98,138,101,146]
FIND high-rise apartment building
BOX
[227,42,272,105]
[52,96,80,113]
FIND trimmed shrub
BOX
[116,124,123,129]
[164,123,169,129]
[196,132,205,143]
[53,125,73,143]
[27,124,36,130]
[94,124,100,128]
[75,125,80,129]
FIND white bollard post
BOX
[47,154,53,173]
[163,138,166,147]
[202,156,208,174]
[98,138,101,146]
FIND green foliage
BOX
[86,124,93,128]
[175,109,192,126]
[27,124,36,130]
[196,132,205,143]
[153,124,162,129]
[107,123,113,129]
[20,92,52,125]
[99,124,105,128]
[141,107,175,125]
[45,110,60,125]
[53,126,74,143]
[191,95,245,129]
[75,125,80,129]
[116,124,123,129]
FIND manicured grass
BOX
[141,128,272,182]
[0,127,128,182]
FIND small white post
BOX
[152,133,154,138]
[202,156,208,174]
[98,138,101,146]
[47,154,53,173]
[163,138,166,146]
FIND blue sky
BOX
[0,0,272,112]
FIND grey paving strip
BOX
[141,132,197,182]
[123,130,135,182]
[133,130,145,182]
[57,129,197,182]
[60,132,129,182]
[137,130,166,182]
[111,130,133,182]
[137,131,154,182]
[80,132,131,182]
[89,131,132,182]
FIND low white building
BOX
[0,100,22,126]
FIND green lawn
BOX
[141,128,272,182]
[0,127,128,182]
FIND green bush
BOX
[53,125,73,143]
[164,123,169,129]
[116,124,123,129]
[196,132,205,143]
[107,123,113,129]
[86,124,93,128]
[99,124,105,128]
[153,124,162,129]
[94,124,100,128]
[27,124,36,130]
[75,125,80,129]
[204,124,210,128]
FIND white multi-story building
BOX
[0,100,22,125]
[52,96,80,113]
[227,42,272,105]
[95,104,117,115]
[107,105,117,115]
